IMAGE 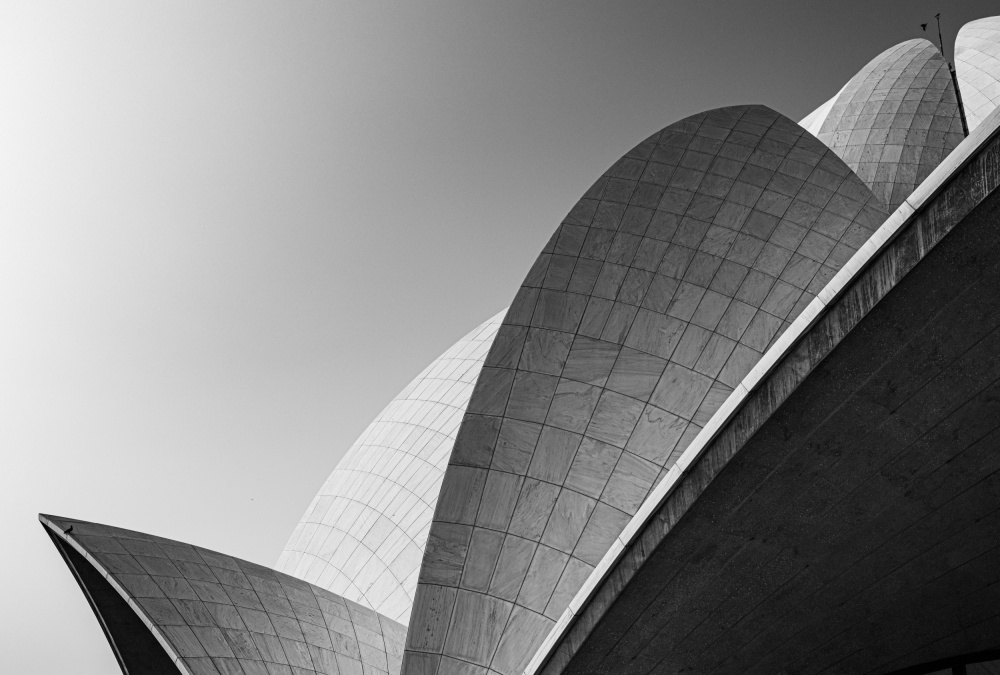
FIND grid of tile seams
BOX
[957,16,1000,132]
[278,310,506,625]
[44,516,406,675]
[816,39,964,210]
[403,105,890,675]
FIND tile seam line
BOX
[291,519,425,577]
[520,107,1000,675]
[290,547,414,614]
[311,465,444,517]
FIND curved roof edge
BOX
[523,102,1000,675]
[41,514,407,675]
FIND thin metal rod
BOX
[935,13,970,136]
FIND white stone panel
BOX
[957,16,1000,132]
[278,309,507,625]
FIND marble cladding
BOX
[957,16,1000,133]
[41,515,407,675]
[278,310,506,625]
[402,105,891,675]
[536,102,1000,675]
[814,39,965,210]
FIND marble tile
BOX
[563,438,621,500]
[516,546,569,613]
[583,391,645,448]
[604,348,667,400]
[488,536,536,602]
[600,452,659,514]
[540,490,596,553]
[419,523,472,587]
[525,428,581,485]
[507,480,560,541]
[443,591,513,666]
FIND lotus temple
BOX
[42,16,1000,675]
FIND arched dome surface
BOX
[403,105,890,675]
[41,514,407,675]
[814,38,965,210]
[277,309,507,625]
[956,16,1000,132]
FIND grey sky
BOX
[2,1,996,672]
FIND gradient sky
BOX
[2,2,997,672]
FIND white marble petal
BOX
[277,309,507,625]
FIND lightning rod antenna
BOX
[935,12,970,137]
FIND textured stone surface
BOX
[536,106,1000,675]
[278,310,506,625]
[403,105,890,675]
[813,39,965,210]
[957,16,1000,133]
[42,514,407,675]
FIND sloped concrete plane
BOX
[44,14,1000,675]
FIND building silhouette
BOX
[43,16,1000,675]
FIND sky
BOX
[2,1,997,672]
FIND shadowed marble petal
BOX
[404,105,890,675]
